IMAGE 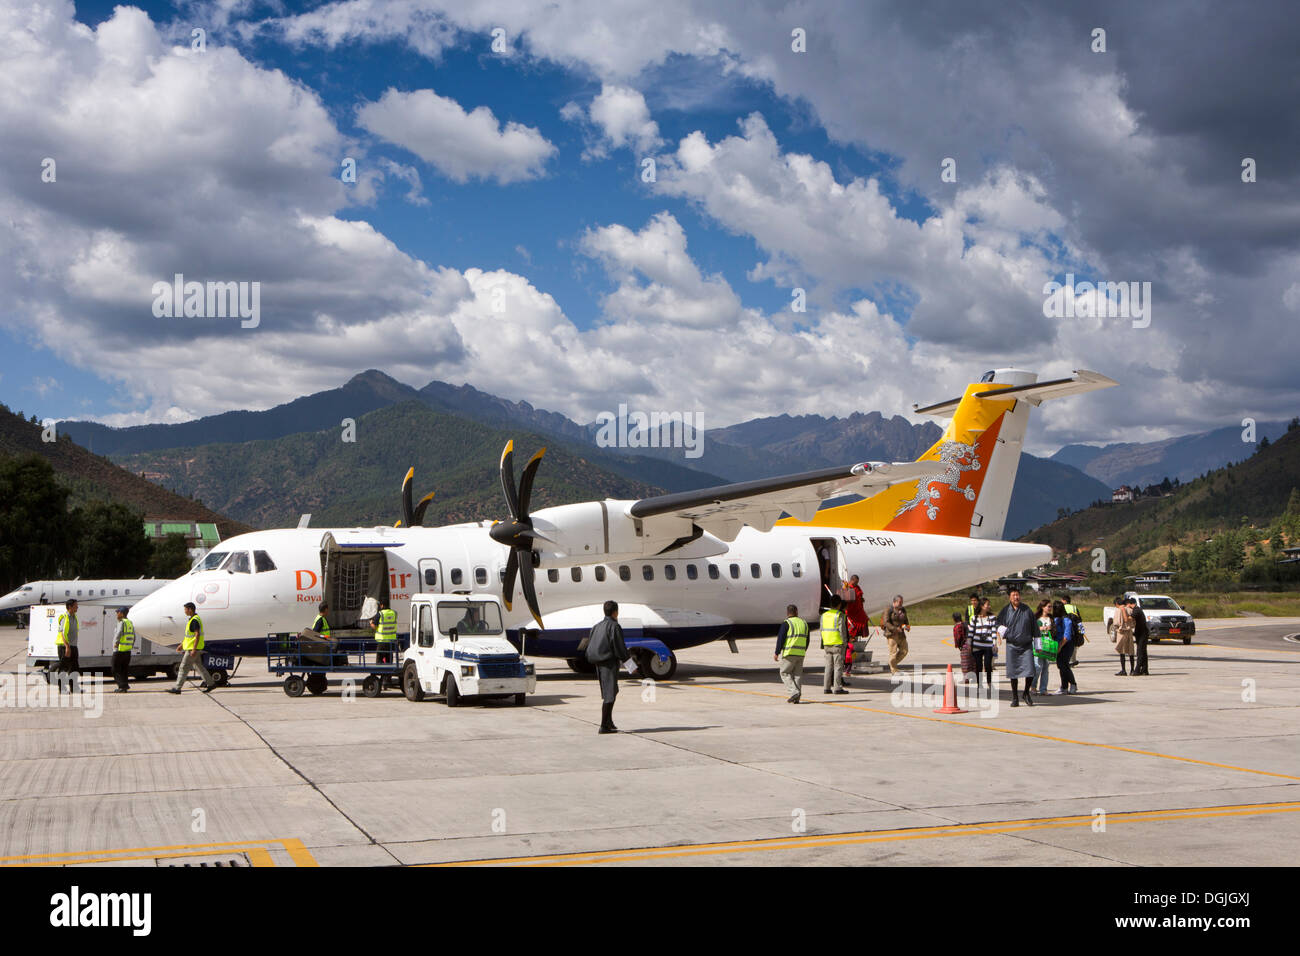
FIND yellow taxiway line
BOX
[0,838,317,867]
[433,800,1300,866]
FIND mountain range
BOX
[61,370,1113,536]
[1051,419,1293,488]
[0,403,250,539]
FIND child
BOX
[953,612,973,682]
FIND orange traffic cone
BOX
[934,663,968,714]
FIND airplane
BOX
[0,577,170,614]
[126,368,1116,677]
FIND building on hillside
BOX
[1111,485,1135,503]
[1279,547,1300,566]
[1126,570,1175,591]
[143,521,221,562]
[995,570,1087,594]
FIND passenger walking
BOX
[1052,600,1079,694]
[774,604,810,703]
[970,598,996,696]
[111,607,135,693]
[995,588,1036,706]
[820,595,849,694]
[1128,597,1150,675]
[1110,596,1136,675]
[586,600,630,733]
[839,575,868,683]
[168,602,216,694]
[1032,600,1053,694]
[882,595,911,675]
[841,575,870,638]
[953,612,974,682]
[54,598,80,693]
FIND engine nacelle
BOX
[529,500,695,565]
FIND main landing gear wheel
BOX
[402,662,424,701]
[645,651,677,680]
[305,674,328,696]
[443,674,461,708]
[362,675,383,698]
[566,657,595,675]
[283,675,305,698]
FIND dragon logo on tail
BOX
[894,440,981,521]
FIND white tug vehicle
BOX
[401,593,537,706]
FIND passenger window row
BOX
[544,561,801,583]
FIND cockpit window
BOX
[228,551,251,574]
[195,551,230,572]
[254,550,276,573]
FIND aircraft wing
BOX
[627,461,937,541]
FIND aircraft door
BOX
[417,558,444,595]
[809,537,848,610]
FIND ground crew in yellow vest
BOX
[111,607,136,693]
[820,595,849,695]
[168,601,217,694]
[312,602,331,639]
[774,604,810,703]
[54,598,80,692]
[372,598,397,664]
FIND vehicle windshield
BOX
[1141,598,1180,611]
[193,551,230,572]
[437,602,504,636]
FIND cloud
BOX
[563,84,662,160]
[248,0,459,59]
[356,87,557,184]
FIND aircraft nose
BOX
[128,583,183,644]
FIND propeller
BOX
[488,440,547,627]
[398,467,436,527]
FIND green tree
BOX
[0,455,73,592]
[67,501,152,578]
[148,533,192,579]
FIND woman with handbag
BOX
[1032,600,1054,694]
[1110,596,1136,675]
[1052,600,1078,695]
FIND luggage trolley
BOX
[266,633,402,698]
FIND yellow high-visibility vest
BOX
[820,609,845,647]
[782,617,809,657]
[117,619,136,653]
[182,614,204,651]
[376,608,397,642]
[313,614,330,638]
[56,613,74,646]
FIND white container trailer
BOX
[26,604,184,681]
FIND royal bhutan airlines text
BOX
[294,569,414,602]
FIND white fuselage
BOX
[126,518,1050,657]
[0,578,170,613]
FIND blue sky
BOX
[2,1,1298,449]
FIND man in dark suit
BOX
[585,600,630,734]
[1128,597,1150,675]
